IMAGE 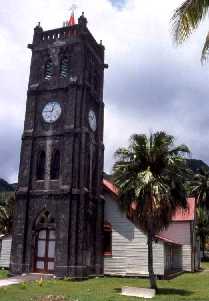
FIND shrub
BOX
[20,281,27,289]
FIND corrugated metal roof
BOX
[103,178,195,221]
[171,198,195,221]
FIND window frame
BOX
[44,58,53,80]
[60,55,70,78]
[50,150,61,180]
[36,151,46,181]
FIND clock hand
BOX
[52,103,56,111]
[44,109,52,113]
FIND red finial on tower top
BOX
[68,4,77,26]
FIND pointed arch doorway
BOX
[34,211,56,273]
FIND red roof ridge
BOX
[103,179,196,221]
[155,235,182,246]
[103,178,118,195]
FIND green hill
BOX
[0,178,15,192]
[186,159,209,173]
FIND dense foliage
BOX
[0,192,15,235]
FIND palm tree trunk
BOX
[147,230,158,291]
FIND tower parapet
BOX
[30,13,104,59]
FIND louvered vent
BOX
[44,59,53,80]
[60,57,69,78]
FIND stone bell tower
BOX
[10,13,107,278]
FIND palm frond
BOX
[201,31,209,62]
[172,0,209,44]
[196,207,209,236]
[169,144,190,156]
[189,166,209,208]
[153,132,174,149]
[113,131,189,234]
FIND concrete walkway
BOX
[0,273,53,288]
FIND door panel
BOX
[39,230,47,239]
[36,261,45,270]
[34,229,56,273]
[48,262,55,271]
[37,240,46,257]
[49,230,56,239]
[48,241,56,258]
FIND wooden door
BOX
[35,229,56,273]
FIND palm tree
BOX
[113,132,190,291]
[196,207,209,258]
[190,167,209,208]
[0,192,15,235]
[172,0,209,62]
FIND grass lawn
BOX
[0,269,9,279]
[0,267,209,301]
[201,261,209,270]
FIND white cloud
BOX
[1,0,209,181]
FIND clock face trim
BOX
[42,101,62,123]
[88,110,97,132]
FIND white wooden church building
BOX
[103,178,200,277]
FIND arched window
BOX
[44,58,53,80]
[104,222,112,256]
[60,56,69,78]
[50,150,60,180]
[36,151,46,180]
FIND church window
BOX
[104,222,112,256]
[36,151,46,180]
[50,150,60,180]
[60,56,70,78]
[44,58,53,80]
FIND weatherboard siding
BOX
[104,193,165,276]
[159,222,192,271]
[182,245,192,271]
[0,236,12,268]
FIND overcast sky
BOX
[1,0,209,183]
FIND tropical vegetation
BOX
[113,131,190,291]
[0,192,15,235]
[172,0,209,62]
[196,207,209,257]
[190,167,209,208]
[0,178,14,193]
[188,167,209,256]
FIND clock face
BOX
[42,101,62,123]
[88,110,97,132]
